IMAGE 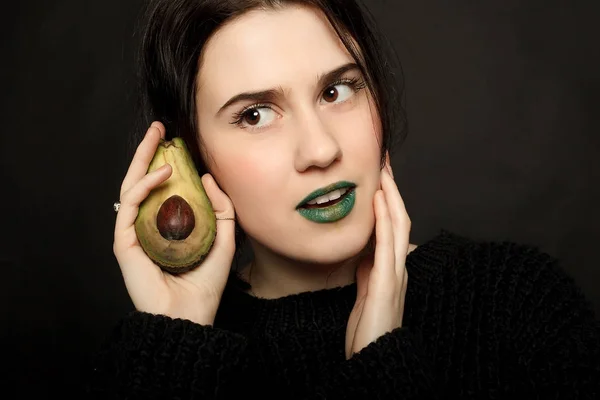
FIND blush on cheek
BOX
[230,157,270,183]
[215,156,270,201]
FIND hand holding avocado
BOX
[113,121,237,326]
[134,130,217,272]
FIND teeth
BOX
[307,188,349,205]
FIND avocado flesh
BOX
[134,137,216,274]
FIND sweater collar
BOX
[215,229,468,335]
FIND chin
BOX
[301,241,369,266]
[281,218,374,266]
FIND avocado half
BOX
[134,137,216,274]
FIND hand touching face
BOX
[346,157,411,359]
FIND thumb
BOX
[355,232,375,300]
[186,173,236,281]
[355,254,372,301]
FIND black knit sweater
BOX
[85,230,600,399]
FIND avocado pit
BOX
[157,195,195,241]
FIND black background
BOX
[2,0,599,396]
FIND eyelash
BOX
[230,77,367,128]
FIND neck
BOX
[242,239,370,299]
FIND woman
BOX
[87,0,600,398]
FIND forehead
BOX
[197,5,354,101]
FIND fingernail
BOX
[204,173,215,188]
[146,124,157,138]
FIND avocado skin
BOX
[134,137,217,274]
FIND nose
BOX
[293,108,342,172]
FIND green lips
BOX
[296,181,356,223]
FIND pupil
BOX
[325,88,338,102]
[245,110,260,125]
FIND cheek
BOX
[211,151,284,211]
[338,103,382,163]
[213,156,259,195]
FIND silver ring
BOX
[216,217,235,221]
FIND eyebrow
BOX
[215,62,360,116]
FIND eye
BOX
[321,81,358,104]
[232,105,278,129]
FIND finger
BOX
[153,121,166,138]
[371,190,396,289]
[380,167,411,275]
[385,151,394,178]
[114,163,173,237]
[183,173,236,282]
[120,122,166,197]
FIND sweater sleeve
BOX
[500,244,600,398]
[298,327,438,400]
[83,311,249,399]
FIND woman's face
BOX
[195,5,383,265]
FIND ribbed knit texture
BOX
[84,229,600,399]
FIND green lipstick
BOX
[296,181,356,223]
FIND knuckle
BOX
[120,193,132,208]
[122,185,145,207]
[112,240,120,255]
[138,179,152,196]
